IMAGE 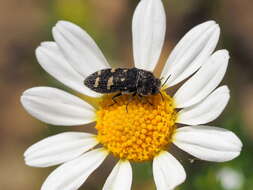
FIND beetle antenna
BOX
[161,74,171,87]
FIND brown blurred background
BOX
[0,0,253,189]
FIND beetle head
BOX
[137,74,161,96]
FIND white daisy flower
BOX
[21,0,242,190]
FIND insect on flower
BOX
[20,0,243,189]
[84,68,167,105]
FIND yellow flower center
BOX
[95,91,177,162]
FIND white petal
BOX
[173,126,243,162]
[21,87,95,126]
[177,86,230,125]
[161,21,220,87]
[174,50,229,108]
[41,148,108,190]
[36,42,101,97]
[132,0,166,71]
[153,151,186,190]
[24,132,98,167]
[52,21,110,78]
[103,160,132,190]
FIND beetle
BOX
[84,67,166,105]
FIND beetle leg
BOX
[137,94,143,101]
[146,98,153,106]
[126,92,137,112]
[138,94,153,106]
[109,92,122,106]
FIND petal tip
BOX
[20,94,27,106]
[52,26,59,36]
[55,20,67,27]
[216,49,230,59]
[208,20,216,24]
[221,85,230,93]
[35,46,43,58]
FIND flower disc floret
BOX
[96,91,177,162]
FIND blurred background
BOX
[0,0,253,189]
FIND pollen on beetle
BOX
[95,91,177,162]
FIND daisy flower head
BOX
[21,0,242,189]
